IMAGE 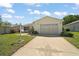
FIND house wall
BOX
[0,27,11,34]
[32,17,62,35]
[65,22,79,31]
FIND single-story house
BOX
[0,26,11,34]
[23,24,32,32]
[64,20,79,32]
[11,24,24,33]
[31,16,62,35]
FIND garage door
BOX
[40,24,58,35]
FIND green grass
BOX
[65,32,79,48]
[0,33,34,56]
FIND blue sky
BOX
[0,3,79,25]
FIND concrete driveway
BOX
[12,36,79,56]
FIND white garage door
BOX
[40,24,58,35]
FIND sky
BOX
[0,3,79,25]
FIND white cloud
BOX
[54,12,61,16]
[72,7,78,10]
[14,16,24,19]
[29,10,51,16]
[72,3,79,10]
[25,3,35,5]
[2,14,25,20]
[74,3,79,6]
[2,14,12,18]
[6,9,15,13]
[0,3,12,8]
[54,11,68,16]
[70,13,75,15]
[29,11,34,14]
[36,4,41,7]
[69,13,79,15]
[25,3,41,7]
[42,11,51,16]
[27,9,33,14]
[27,9,32,11]
[0,3,14,14]
[34,10,40,15]
[29,10,41,15]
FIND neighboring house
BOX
[64,20,79,32]
[11,24,24,33]
[31,16,62,35]
[23,24,32,33]
[0,26,11,34]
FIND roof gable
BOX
[33,16,62,24]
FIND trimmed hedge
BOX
[61,32,73,37]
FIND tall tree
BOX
[2,21,11,26]
[0,15,12,34]
[63,15,79,25]
[0,15,2,26]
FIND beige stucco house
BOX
[64,20,79,32]
[32,16,62,35]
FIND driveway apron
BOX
[12,36,79,56]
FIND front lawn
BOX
[65,32,79,48]
[0,33,34,56]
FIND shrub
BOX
[28,26,34,34]
[65,28,70,32]
[10,29,15,33]
[65,32,73,37]
[61,32,73,37]
[28,26,38,34]
[61,32,64,36]
[32,31,38,34]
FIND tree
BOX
[0,15,12,34]
[63,15,79,25]
[1,21,12,34]
[0,15,2,26]
[2,21,11,26]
